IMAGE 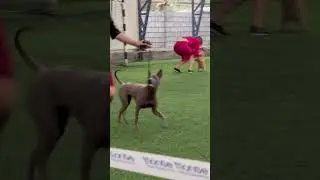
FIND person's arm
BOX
[193,39,203,59]
[115,33,141,47]
[193,39,205,68]
[110,17,151,49]
[194,47,204,61]
[110,18,121,40]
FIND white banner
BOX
[110,147,210,180]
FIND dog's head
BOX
[147,69,163,88]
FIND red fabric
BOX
[0,21,12,77]
[109,72,114,86]
[173,41,193,61]
[182,36,202,57]
[173,36,202,62]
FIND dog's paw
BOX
[123,119,129,125]
[134,125,140,131]
[162,125,169,129]
[162,122,169,129]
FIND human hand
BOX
[137,40,152,50]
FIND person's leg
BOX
[195,56,206,72]
[187,58,195,72]
[173,42,192,72]
[252,0,265,28]
[211,0,247,35]
[174,57,189,73]
[212,0,243,25]
[296,0,308,30]
[250,0,269,35]
[281,0,308,31]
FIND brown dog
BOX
[114,69,168,129]
[15,27,108,180]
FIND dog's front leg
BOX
[28,139,55,180]
[151,107,168,128]
[28,126,65,180]
[80,135,98,180]
[134,107,141,130]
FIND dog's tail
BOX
[14,27,44,72]
[114,70,124,85]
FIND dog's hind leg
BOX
[118,104,129,124]
[151,107,168,128]
[28,106,69,180]
[118,95,131,125]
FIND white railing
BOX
[110,147,210,180]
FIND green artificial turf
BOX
[212,1,320,180]
[110,59,211,180]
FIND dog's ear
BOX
[156,69,163,78]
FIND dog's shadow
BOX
[112,122,146,143]
[112,118,169,144]
[171,71,208,75]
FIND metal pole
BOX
[120,0,128,65]
[191,0,205,36]
[192,0,196,36]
